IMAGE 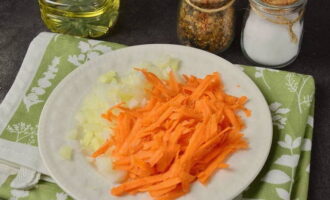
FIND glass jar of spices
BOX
[177,0,236,53]
[241,0,307,68]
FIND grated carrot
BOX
[92,69,250,200]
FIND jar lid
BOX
[261,0,298,6]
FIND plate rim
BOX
[38,44,273,200]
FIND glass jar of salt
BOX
[241,0,307,68]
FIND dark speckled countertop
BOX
[0,0,329,199]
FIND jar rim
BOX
[251,0,307,10]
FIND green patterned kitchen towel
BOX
[0,32,314,200]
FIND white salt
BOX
[242,9,303,66]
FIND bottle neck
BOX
[189,0,231,9]
[184,0,235,13]
[249,0,306,16]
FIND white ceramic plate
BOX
[39,44,272,200]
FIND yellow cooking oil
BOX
[38,0,119,38]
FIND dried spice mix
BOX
[177,0,235,53]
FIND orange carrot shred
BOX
[91,139,112,158]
